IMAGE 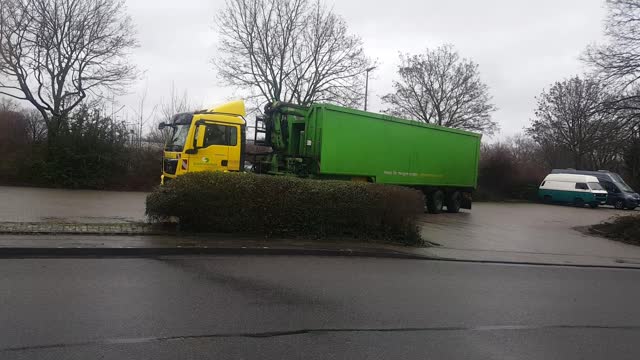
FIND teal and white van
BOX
[538,174,608,208]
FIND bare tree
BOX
[1,97,45,143]
[584,0,640,130]
[147,84,194,145]
[0,97,18,111]
[625,125,640,189]
[24,108,46,143]
[214,0,370,108]
[0,0,138,139]
[130,86,156,148]
[586,0,640,89]
[526,76,626,169]
[382,45,498,135]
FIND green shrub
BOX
[0,103,162,191]
[146,172,425,245]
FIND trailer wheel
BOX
[427,190,445,214]
[446,191,461,213]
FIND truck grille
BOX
[163,159,178,175]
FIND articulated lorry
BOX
[159,101,481,213]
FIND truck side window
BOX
[575,183,588,190]
[227,126,237,146]
[202,124,237,147]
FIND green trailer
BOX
[254,102,482,213]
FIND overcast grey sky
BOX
[121,0,607,138]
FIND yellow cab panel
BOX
[160,101,246,184]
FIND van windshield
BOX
[615,181,634,193]
[588,182,604,190]
[610,174,635,192]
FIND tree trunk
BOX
[573,151,583,170]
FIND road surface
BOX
[1,255,639,359]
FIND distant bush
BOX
[146,172,425,245]
[476,138,548,201]
[624,137,640,192]
[0,104,161,191]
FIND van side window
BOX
[575,183,588,190]
[600,181,616,193]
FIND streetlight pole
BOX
[364,66,376,111]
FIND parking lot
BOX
[420,202,640,261]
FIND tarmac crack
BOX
[3,324,640,352]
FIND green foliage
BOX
[0,104,161,190]
[40,106,130,188]
[146,172,425,245]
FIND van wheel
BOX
[574,198,585,208]
[427,190,445,214]
[589,203,598,209]
[446,191,461,213]
[614,200,625,210]
[543,195,552,203]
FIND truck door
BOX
[191,123,238,172]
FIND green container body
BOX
[299,104,481,188]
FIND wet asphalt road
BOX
[420,201,640,260]
[1,255,640,359]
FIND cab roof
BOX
[191,100,246,125]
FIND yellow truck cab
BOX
[159,100,246,184]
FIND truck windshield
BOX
[165,124,190,152]
[588,182,604,190]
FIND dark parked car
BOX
[551,169,639,210]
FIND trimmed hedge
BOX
[146,172,424,245]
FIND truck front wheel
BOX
[427,190,445,214]
[446,191,462,213]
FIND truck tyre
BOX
[446,191,461,213]
[427,190,445,214]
